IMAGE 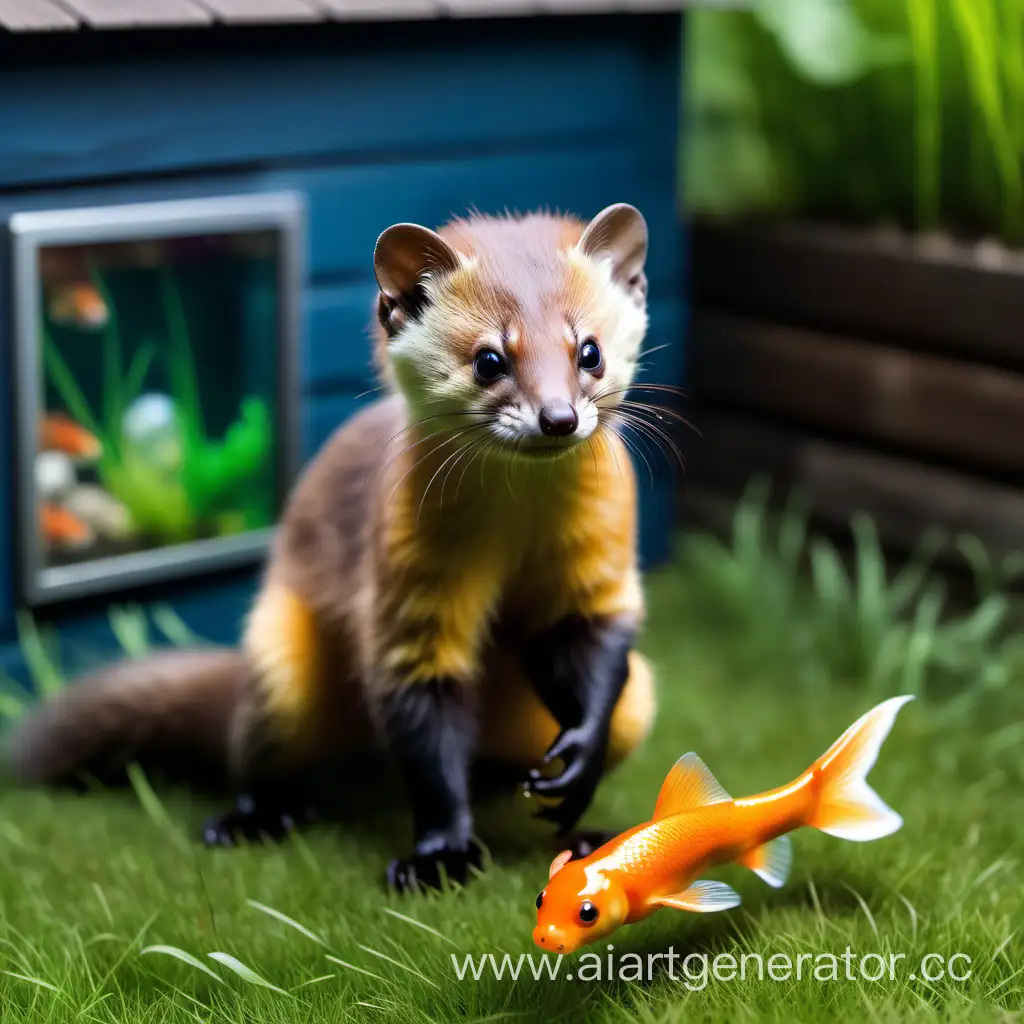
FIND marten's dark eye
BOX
[536,891,545,910]
[474,348,507,384]
[578,339,603,374]
[578,901,599,925]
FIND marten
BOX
[4,202,659,893]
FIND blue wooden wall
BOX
[0,14,687,686]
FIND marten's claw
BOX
[200,793,317,847]
[524,725,605,833]
[386,838,484,893]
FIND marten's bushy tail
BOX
[2,650,246,789]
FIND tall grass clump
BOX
[682,477,1024,704]
[683,0,1024,245]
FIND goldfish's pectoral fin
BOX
[652,753,732,820]
[548,849,573,879]
[649,880,741,914]
[738,835,792,889]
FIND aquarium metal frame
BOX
[10,191,305,607]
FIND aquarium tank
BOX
[11,194,303,605]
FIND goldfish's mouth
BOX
[533,926,588,955]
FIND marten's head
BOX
[372,204,648,460]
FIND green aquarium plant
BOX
[157,268,274,528]
[684,0,1024,245]
[42,263,274,546]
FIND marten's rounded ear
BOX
[373,223,462,305]
[577,203,648,306]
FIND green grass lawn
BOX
[0,525,1021,1023]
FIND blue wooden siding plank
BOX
[0,143,680,286]
[302,393,375,459]
[262,145,681,286]
[0,18,679,188]
[304,283,379,391]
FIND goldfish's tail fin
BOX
[806,695,914,842]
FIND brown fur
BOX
[5,207,657,819]
[5,649,244,787]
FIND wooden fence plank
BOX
[691,311,1024,476]
[692,220,1024,368]
[0,0,77,29]
[686,410,1024,559]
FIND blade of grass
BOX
[150,604,209,648]
[381,907,457,947]
[246,900,326,946]
[16,611,64,697]
[906,0,941,229]
[108,605,151,658]
[125,762,186,848]
[142,946,224,984]
[207,953,290,995]
[325,955,392,986]
[951,0,1023,239]
[356,944,440,990]
[2,970,60,993]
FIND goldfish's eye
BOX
[578,901,599,925]
[578,338,603,374]
[473,348,507,384]
[536,891,544,910]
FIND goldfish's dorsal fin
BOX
[738,835,792,888]
[652,753,731,820]
[649,880,741,914]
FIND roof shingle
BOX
[0,0,78,29]
[1,0,686,31]
[59,0,212,27]
[195,0,323,21]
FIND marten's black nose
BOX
[539,402,579,437]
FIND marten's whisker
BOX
[617,400,702,437]
[369,414,495,493]
[611,421,656,493]
[416,423,495,525]
[440,431,494,508]
[453,434,495,504]
[385,422,491,510]
[636,342,672,360]
[380,409,494,456]
[612,411,687,476]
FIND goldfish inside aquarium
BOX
[35,231,282,568]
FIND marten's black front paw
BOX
[524,725,606,835]
[386,837,484,893]
[201,792,317,848]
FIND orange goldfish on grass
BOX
[534,695,914,953]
